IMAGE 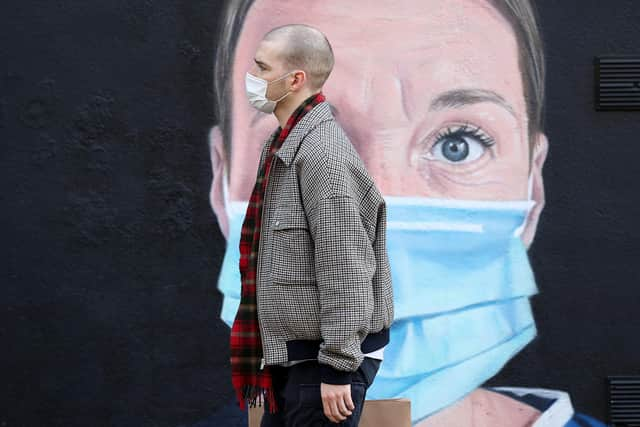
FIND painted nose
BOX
[358,74,419,194]
[365,73,412,126]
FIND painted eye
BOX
[429,124,494,164]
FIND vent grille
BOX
[596,56,640,110]
[609,376,640,426]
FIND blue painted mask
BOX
[365,195,538,424]
[216,175,539,425]
[216,175,245,327]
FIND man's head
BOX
[246,24,335,116]
[209,0,548,247]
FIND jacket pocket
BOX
[270,207,316,285]
[269,282,321,339]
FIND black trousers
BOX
[260,358,381,427]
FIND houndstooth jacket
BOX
[255,101,394,384]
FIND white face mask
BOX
[245,71,293,114]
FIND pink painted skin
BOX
[415,388,542,427]
[209,0,549,425]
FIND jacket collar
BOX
[273,101,334,167]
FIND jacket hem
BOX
[285,328,390,364]
[320,364,353,385]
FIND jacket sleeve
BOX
[305,194,377,384]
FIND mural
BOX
[207,0,606,425]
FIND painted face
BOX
[217,0,541,204]
[210,3,549,420]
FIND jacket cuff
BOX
[320,363,354,385]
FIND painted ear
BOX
[208,125,230,239]
[521,133,549,248]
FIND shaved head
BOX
[262,24,334,90]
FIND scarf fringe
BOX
[236,384,278,414]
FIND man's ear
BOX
[208,125,230,239]
[291,70,307,91]
[521,133,549,248]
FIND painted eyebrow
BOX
[429,88,517,118]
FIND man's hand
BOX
[321,382,355,423]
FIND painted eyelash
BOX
[433,122,496,147]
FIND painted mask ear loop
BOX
[513,174,536,238]
[217,168,249,327]
[221,166,248,221]
[222,165,230,221]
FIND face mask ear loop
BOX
[222,164,250,220]
[269,71,296,103]
[267,70,294,86]
[526,173,534,201]
[513,174,536,238]
[222,163,232,222]
[273,90,292,103]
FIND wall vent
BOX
[595,56,640,110]
[609,376,640,426]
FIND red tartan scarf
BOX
[230,92,326,413]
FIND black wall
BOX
[1,1,639,426]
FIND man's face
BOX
[249,39,295,102]
[210,0,548,244]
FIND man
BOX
[207,1,605,426]
[229,24,393,427]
